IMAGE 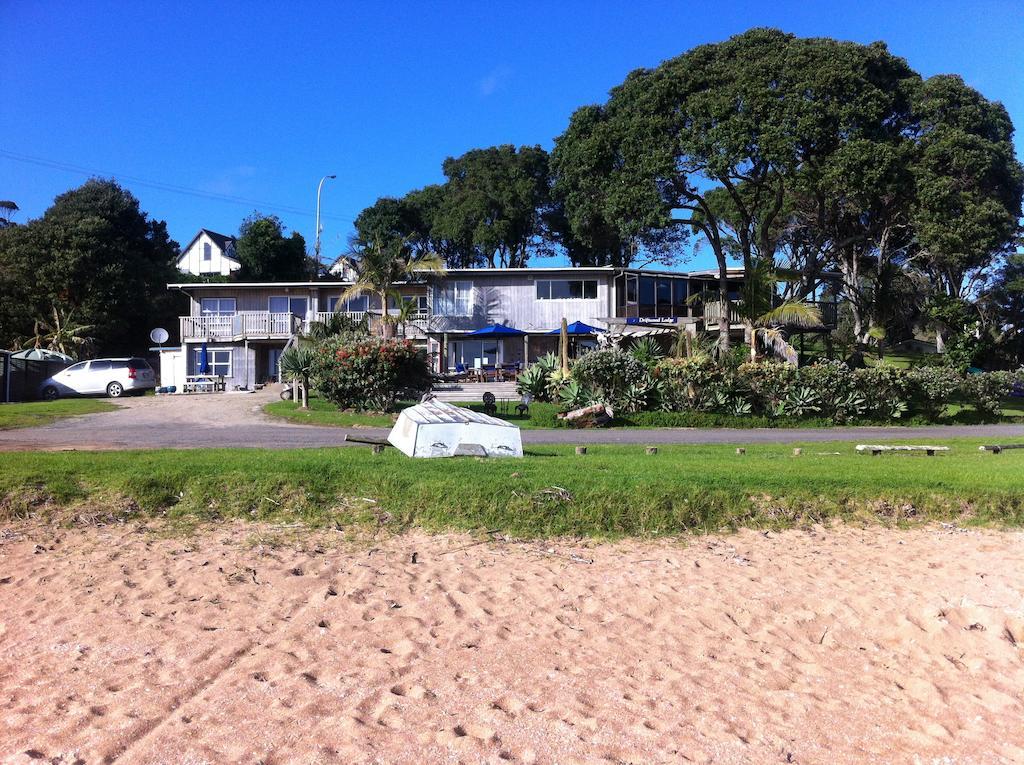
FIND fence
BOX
[0,352,70,402]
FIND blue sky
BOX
[3,0,1023,271]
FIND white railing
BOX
[313,311,367,325]
[179,312,302,340]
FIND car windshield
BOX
[129,358,152,369]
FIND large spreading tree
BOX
[0,179,181,356]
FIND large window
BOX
[328,295,369,313]
[536,279,597,300]
[200,298,236,316]
[194,348,231,377]
[450,339,498,369]
[433,281,473,316]
[203,242,212,261]
[269,296,308,317]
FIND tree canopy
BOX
[0,179,181,356]
[236,213,311,281]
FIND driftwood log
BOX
[558,404,614,428]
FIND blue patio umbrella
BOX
[198,342,210,374]
[546,321,604,335]
[464,323,527,337]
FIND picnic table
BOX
[183,375,226,394]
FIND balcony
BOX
[180,312,303,341]
[313,311,369,325]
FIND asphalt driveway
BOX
[2,387,1022,451]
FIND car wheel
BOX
[42,386,59,401]
[106,381,124,398]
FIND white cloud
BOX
[478,66,512,97]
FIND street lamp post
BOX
[314,174,337,267]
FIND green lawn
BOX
[264,397,404,428]
[0,399,118,430]
[2,439,1022,538]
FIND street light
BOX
[314,174,337,267]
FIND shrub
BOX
[905,366,962,419]
[960,370,1013,419]
[310,337,430,411]
[515,364,551,401]
[737,362,797,415]
[629,337,665,368]
[571,349,651,411]
[655,357,736,412]
[853,366,912,420]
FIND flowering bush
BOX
[310,336,431,411]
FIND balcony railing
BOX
[180,312,303,340]
[312,311,368,325]
[701,302,745,325]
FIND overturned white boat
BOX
[388,399,523,458]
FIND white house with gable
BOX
[176,229,241,277]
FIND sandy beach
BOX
[1,521,1022,764]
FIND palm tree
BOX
[737,258,822,362]
[340,238,445,338]
[279,345,317,409]
[25,306,94,359]
[304,311,369,342]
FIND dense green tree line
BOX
[0,181,313,356]
[353,28,1023,365]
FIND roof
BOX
[178,228,240,263]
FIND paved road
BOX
[2,388,1022,451]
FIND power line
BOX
[0,148,355,223]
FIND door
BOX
[268,348,283,382]
[82,360,113,393]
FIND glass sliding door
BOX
[449,340,499,370]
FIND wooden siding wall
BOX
[427,273,614,332]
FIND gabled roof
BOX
[178,228,239,263]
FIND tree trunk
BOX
[300,377,309,409]
[935,328,947,354]
[717,263,731,355]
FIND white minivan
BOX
[40,357,157,400]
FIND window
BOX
[203,242,212,261]
[64,362,87,373]
[328,295,369,313]
[433,281,473,316]
[638,277,656,317]
[450,340,498,369]
[89,360,112,372]
[536,279,598,300]
[200,298,236,316]
[269,296,308,317]
[389,295,430,315]
[194,348,231,377]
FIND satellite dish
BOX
[150,327,169,344]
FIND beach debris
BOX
[856,444,949,456]
[318,619,329,629]
[559,403,613,428]
[290,567,304,576]
[530,486,574,506]
[410,552,419,564]
[326,586,338,598]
